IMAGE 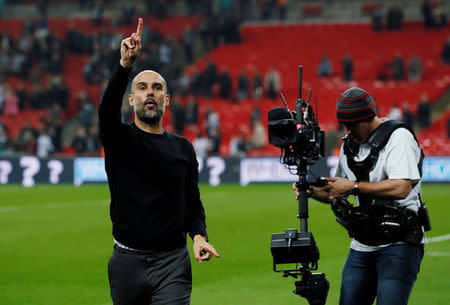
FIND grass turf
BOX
[0,183,448,305]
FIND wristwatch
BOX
[352,181,360,195]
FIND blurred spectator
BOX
[376,52,390,81]
[265,66,281,99]
[11,52,27,77]
[318,54,332,77]
[0,31,12,55]
[66,24,86,54]
[209,127,222,155]
[441,37,450,64]
[72,126,88,155]
[119,3,136,25]
[422,0,434,29]
[417,94,431,129]
[170,95,186,135]
[16,32,33,70]
[325,123,340,156]
[36,127,53,158]
[85,125,101,155]
[185,95,198,125]
[391,52,405,81]
[18,125,38,155]
[182,25,195,63]
[2,85,19,116]
[30,83,46,109]
[432,1,447,29]
[248,119,267,149]
[402,103,415,128]
[78,93,95,128]
[48,52,63,74]
[262,0,277,19]
[206,108,220,137]
[202,59,218,97]
[92,1,103,26]
[218,66,232,99]
[250,105,261,129]
[237,69,249,101]
[146,0,167,18]
[83,57,97,84]
[408,53,423,82]
[158,38,175,71]
[18,121,38,144]
[278,0,287,20]
[0,118,6,134]
[22,19,35,35]
[342,53,353,82]
[37,0,48,17]
[47,104,63,152]
[372,7,383,32]
[189,67,202,95]
[388,102,402,121]
[177,70,191,96]
[47,75,69,110]
[193,132,211,159]
[387,5,403,30]
[229,133,247,157]
[252,67,263,99]
[16,82,28,110]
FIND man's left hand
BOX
[323,177,354,200]
[193,235,220,264]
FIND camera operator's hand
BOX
[323,177,353,200]
[292,183,330,204]
[120,17,143,69]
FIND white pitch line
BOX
[427,252,450,257]
[427,234,450,243]
[0,200,109,212]
[0,206,20,212]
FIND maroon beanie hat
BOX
[336,87,376,124]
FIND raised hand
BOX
[120,17,143,69]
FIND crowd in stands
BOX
[371,0,447,32]
[0,0,449,158]
[319,50,426,83]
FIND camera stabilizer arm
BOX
[268,66,329,305]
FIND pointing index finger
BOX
[136,18,143,39]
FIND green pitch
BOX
[0,183,448,305]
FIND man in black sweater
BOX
[98,18,219,305]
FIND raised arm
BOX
[98,18,144,147]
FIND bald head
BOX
[131,70,168,94]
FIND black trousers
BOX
[108,245,192,305]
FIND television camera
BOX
[267,66,329,305]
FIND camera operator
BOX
[293,87,425,305]
[99,18,219,305]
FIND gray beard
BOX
[135,104,163,125]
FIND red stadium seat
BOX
[303,4,323,18]
[362,2,382,16]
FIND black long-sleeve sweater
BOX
[98,64,207,251]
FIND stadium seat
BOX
[303,3,323,18]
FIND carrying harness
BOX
[331,120,431,246]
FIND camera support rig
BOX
[268,66,329,305]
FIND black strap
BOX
[345,120,424,181]
[344,120,424,206]
[367,120,424,177]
